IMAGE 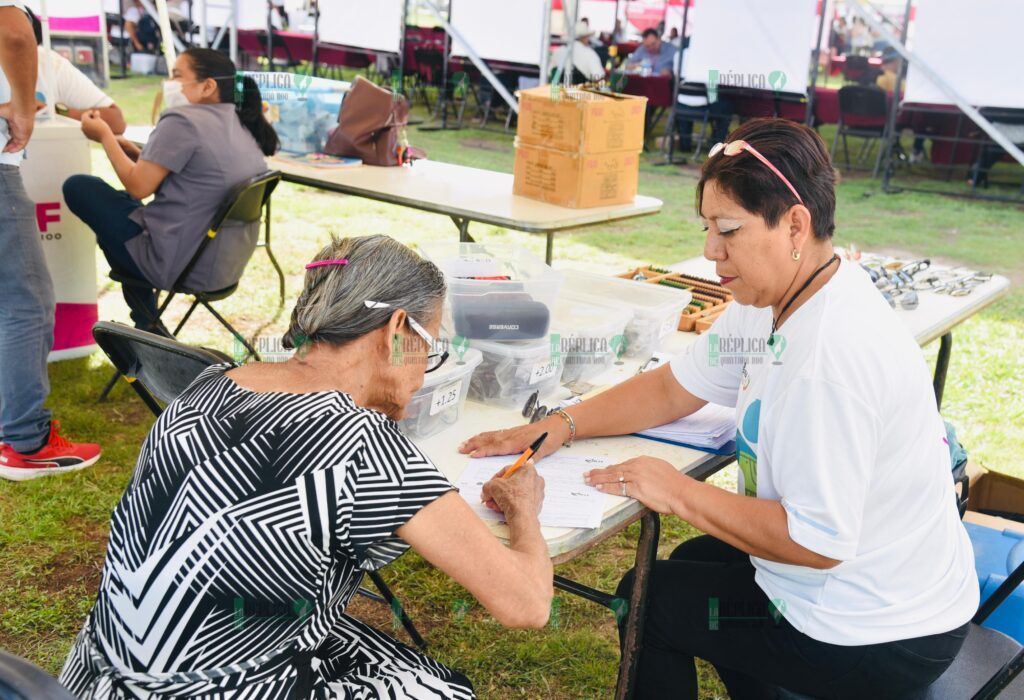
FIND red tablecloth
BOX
[619,74,673,108]
[276,29,313,63]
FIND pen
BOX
[502,432,548,479]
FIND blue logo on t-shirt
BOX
[736,399,761,496]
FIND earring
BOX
[791,249,801,261]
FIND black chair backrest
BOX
[93,321,235,416]
[838,85,888,118]
[174,170,281,291]
[0,650,76,700]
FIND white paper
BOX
[636,403,737,449]
[429,381,462,416]
[456,454,611,529]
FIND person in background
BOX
[666,26,681,47]
[62,48,278,333]
[122,0,160,53]
[9,8,126,134]
[875,48,900,93]
[549,20,606,84]
[627,27,677,76]
[0,1,101,481]
[830,16,848,55]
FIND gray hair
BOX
[283,234,446,350]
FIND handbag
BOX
[324,75,422,166]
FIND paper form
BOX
[455,454,611,529]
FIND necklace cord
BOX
[769,254,840,344]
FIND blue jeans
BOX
[63,175,159,329]
[0,165,55,453]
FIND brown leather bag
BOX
[324,75,417,166]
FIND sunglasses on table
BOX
[364,300,449,373]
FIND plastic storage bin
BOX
[419,242,562,341]
[398,348,482,439]
[559,270,691,358]
[468,337,564,409]
[551,291,632,385]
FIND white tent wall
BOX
[904,0,1024,109]
[25,0,105,17]
[450,0,548,66]
[318,0,405,54]
[683,0,818,95]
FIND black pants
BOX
[617,535,968,699]
[63,174,159,329]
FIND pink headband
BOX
[305,258,349,269]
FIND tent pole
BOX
[419,0,453,131]
[199,0,208,48]
[397,0,410,95]
[229,0,238,65]
[658,0,689,165]
[880,0,913,189]
[805,0,829,125]
[312,1,319,75]
[538,0,552,82]
[265,2,273,70]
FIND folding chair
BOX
[99,171,283,401]
[91,321,428,652]
[0,649,76,699]
[831,86,890,176]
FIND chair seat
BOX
[177,283,239,302]
[777,624,1022,700]
[0,650,76,699]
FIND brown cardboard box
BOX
[963,461,1024,533]
[516,86,647,154]
[513,143,640,209]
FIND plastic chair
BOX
[0,649,75,699]
[832,85,889,176]
[90,321,429,652]
[99,171,283,401]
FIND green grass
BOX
[0,73,1021,698]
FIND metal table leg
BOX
[451,216,474,243]
[545,232,554,265]
[615,511,661,700]
[933,332,952,410]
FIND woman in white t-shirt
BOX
[460,118,979,698]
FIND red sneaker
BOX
[0,421,101,481]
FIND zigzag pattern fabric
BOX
[59,364,473,698]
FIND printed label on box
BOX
[430,381,463,415]
[450,254,500,278]
[530,360,559,385]
[659,314,678,339]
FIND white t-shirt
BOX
[0,0,27,166]
[670,259,978,645]
[36,47,114,111]
[550,41,606,81]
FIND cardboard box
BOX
[516,86,647,154]
[966,462,1024,516]
[513,144,639,209]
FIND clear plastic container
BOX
[418,242,563,340]
[467,337,564,409]
[558,269,691,358]
[398,348,483,439]
[550,291,632,385]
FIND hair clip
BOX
[305,258,349,270]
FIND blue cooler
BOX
[964,520,1024,644]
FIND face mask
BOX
[162,80,190,110]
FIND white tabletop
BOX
[122,125,664,234]
[416,256,1010,560]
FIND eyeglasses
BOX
[708,140,804,205]
[364,300,449,373]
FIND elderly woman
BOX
[460,119,978,698]
[60,235,552,698]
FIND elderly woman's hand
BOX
[81,110,113,143]
[459,415,568,460]
[585,456,686,515]
[481,460,545,523]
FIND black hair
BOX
[25,7,42,45]
[182,48,280,156]
[641,28,659,39]
[697,118,836,239]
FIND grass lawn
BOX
[1,72,1021,698]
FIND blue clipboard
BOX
[632,433,737,456]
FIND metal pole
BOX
[229,0,238,65]
[881,0,912,189]
[538,0,552,83]
[662,0,690,164]
[119,0,127,78]
[565,0,579,87]
[265,1,273,70]
[397,0,410,95]
[805,0,828,125]
[199,0,208,48]
[312,1,319,75]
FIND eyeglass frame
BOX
[364,300,449,373]
[708,140,805,205]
